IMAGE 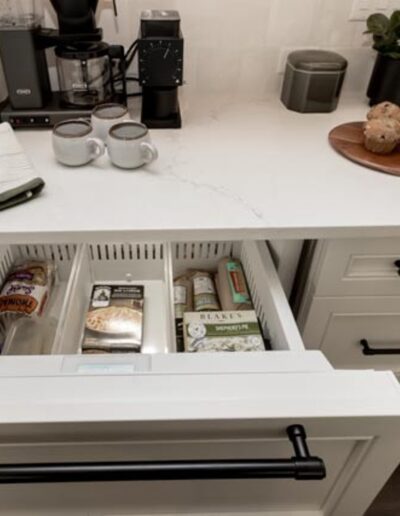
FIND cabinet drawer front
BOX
[314,239,400,296]
[0,429,377,515]
[0,371,399,516]
[302,296,400,371]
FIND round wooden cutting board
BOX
[329,121,400,177]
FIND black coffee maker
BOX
[0,0,126,128]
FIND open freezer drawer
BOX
[0,241,399,515]
[0,240,330,376]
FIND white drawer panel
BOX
[0,435,364,514]
[302,296,400,371]
[0,371,398,516]
[313,238,400,296]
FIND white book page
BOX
[0,122,37,195]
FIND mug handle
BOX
[140,142,159,164]
[87,137,106,160]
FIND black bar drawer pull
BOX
[0,425,325,484]
[360,339,400,356]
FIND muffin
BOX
[367,101,400,123]
[363,118,400,154]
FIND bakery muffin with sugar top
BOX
[367,101,400,123]
[363,118,400,154]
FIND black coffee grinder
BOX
[0,0,126,128]
[138,10,184,129]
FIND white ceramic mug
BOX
[107,122,158,169]
[91,103,130,143]
[52,119,105,166]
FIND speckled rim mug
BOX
[52,119,105,167]
[91,103,130,143]
[106,121,158,169]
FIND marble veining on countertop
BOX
[1,95,400,243]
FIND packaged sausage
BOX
[216,257,253,311]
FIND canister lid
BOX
[287,50,348,72]
[141,10,180,21]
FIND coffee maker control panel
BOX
[9,116,51,127]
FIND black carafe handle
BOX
[108,45,127,101]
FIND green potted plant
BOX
[365,10,400,105]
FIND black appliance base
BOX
[141,108,182,129]
[0,92,126,129]
[141,88,182,129]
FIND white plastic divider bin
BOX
[0,243,77,351]
[54,242,174,355]
[170,240,305,352]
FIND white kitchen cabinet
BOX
[298,239,400,377]
[306,238,400,297]
[0,238,399,515]
[301,295,400,373]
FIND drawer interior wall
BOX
[0,240,304,358]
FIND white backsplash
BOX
[97,0,377,102]
[0,0,382,103]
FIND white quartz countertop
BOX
[2,95,400,243]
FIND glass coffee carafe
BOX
[56,42,114,107]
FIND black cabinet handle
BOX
[0,425,325,484]
[394,260,400,275]
[360,339,400,356]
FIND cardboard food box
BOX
[183,310,265,353]
[82,284,144,354]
